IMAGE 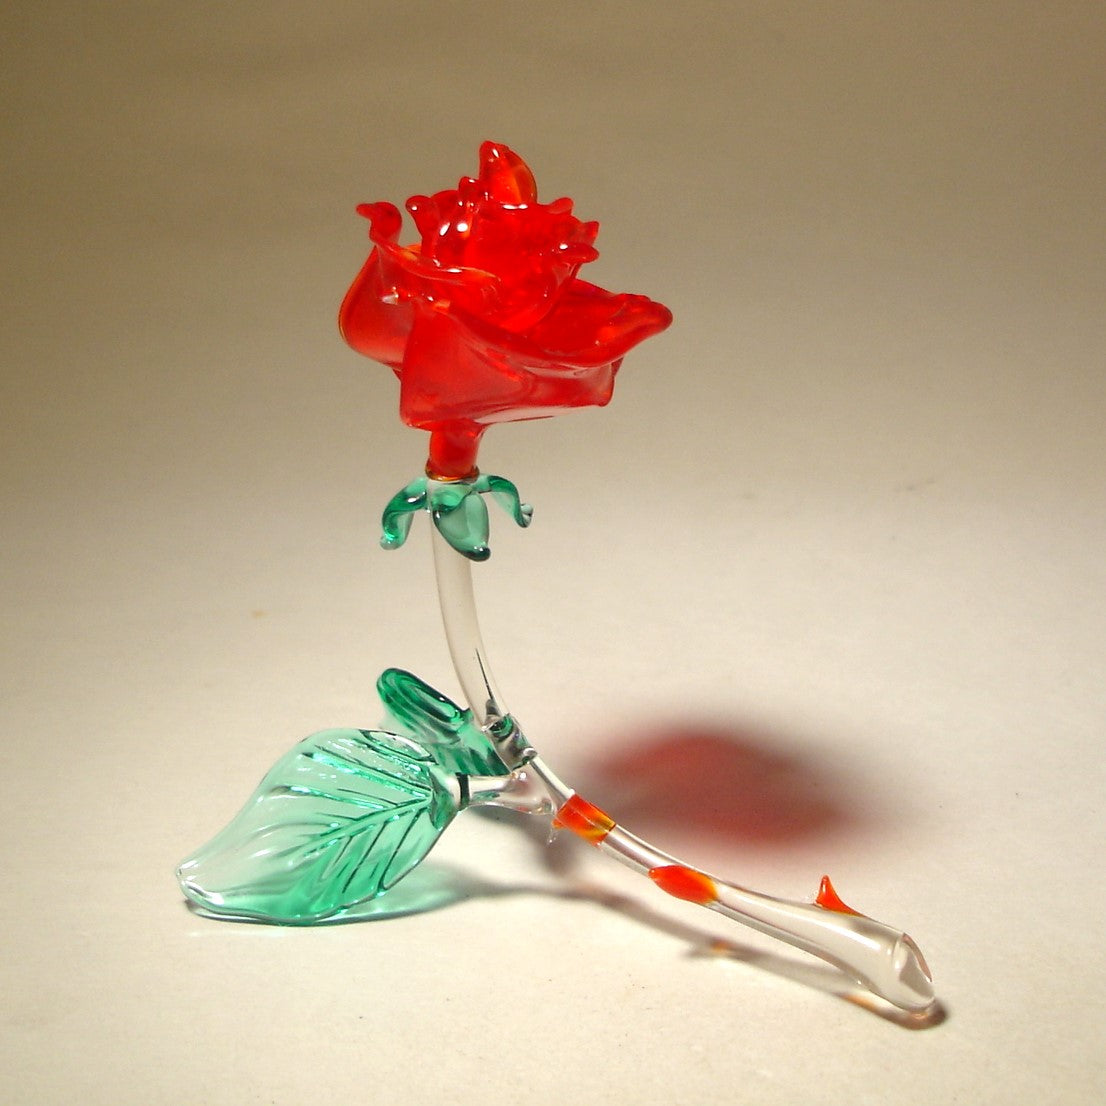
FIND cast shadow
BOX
[185,852,943,1029]
[566,716,876,848]
[183,714,943,1028]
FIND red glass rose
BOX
[339,142,672,479]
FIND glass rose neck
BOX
[426,424,485,481]
[428,480,935,1014]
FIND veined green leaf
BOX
[177,728,458,924]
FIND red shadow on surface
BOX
[569,719,872,848]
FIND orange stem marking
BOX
[553,794,615,845]
[649,864,719,905]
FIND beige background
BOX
[3,2,1104,1103]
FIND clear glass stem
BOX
[430,517,510,732]
[428,521,934,1014]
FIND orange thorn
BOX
[815,874,863,916]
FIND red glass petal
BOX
[398,304,623,436]
[478,141,537,204]
[338,252,411,369]
[356,201,402,245]
[404,194,445,248]
[455,279,673,370]
[339,142,673,474]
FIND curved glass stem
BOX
[428,514,935,1014]
[429,519,571,797]
[430,519,510,732]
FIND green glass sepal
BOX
[379,473,532,560]
[430,479,493,560]
[477,474,533,529]
[377,668,508,777]
[380,476,429,549]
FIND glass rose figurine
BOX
[177,143,936,1015]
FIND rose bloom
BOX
[339,141,672,479]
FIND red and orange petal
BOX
[357,201,403,244]
[455,279,673,369]
[402,205,598,324]
[396,306,619,429]
[404,193,446,247]
[338,255,411,369]
[340,141,673,461]
[478,141,538,204]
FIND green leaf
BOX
[177,728,458,924]
[377,668,507,777]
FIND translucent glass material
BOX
[548,791,935,1012]
[178,481,935,1008]
[426,520,935,1012]
[381,473,531,561]
[376,667,506,776]
[339,141,672,478]
[177,507,936,1009]
[178,142,936,1014]
[177,728,461,924]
